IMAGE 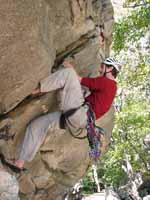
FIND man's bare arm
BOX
[31,87,41,95]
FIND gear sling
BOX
[59,102,105,161]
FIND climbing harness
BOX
[59,103,105,161]
[60,108,80,129]
[59,107,86,139]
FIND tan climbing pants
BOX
[19,68,88,161]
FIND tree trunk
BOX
[92,164,101,192]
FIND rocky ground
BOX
[84,192,105,200]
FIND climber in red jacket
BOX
[14,57,121,171]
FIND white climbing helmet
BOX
[103,57,122,72]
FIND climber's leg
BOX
[57,68,88,130]
[41,67,88,130]
[15,68,87,169]
[40,68,85,111]
[16,112,62,166]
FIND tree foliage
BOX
[100,0,150,187]
[113,2,150,52]
[83,0,150,191]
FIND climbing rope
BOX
[59,103,105,161]
[86,103,105,161]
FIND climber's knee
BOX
[62,68,75,75]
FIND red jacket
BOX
[81,76,117,119]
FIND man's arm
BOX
[62,61,102,90]
[81,77,104,91]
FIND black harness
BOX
[59,107,80,129]
[59,104,105,135]
[59,107,86,139]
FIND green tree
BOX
[101,0,150,187]
[83,0,150,190]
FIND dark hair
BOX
[105,65,119,78]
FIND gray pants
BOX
[19,68,88,161]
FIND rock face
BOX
[0,171,19,200]
[0,0,114,199]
